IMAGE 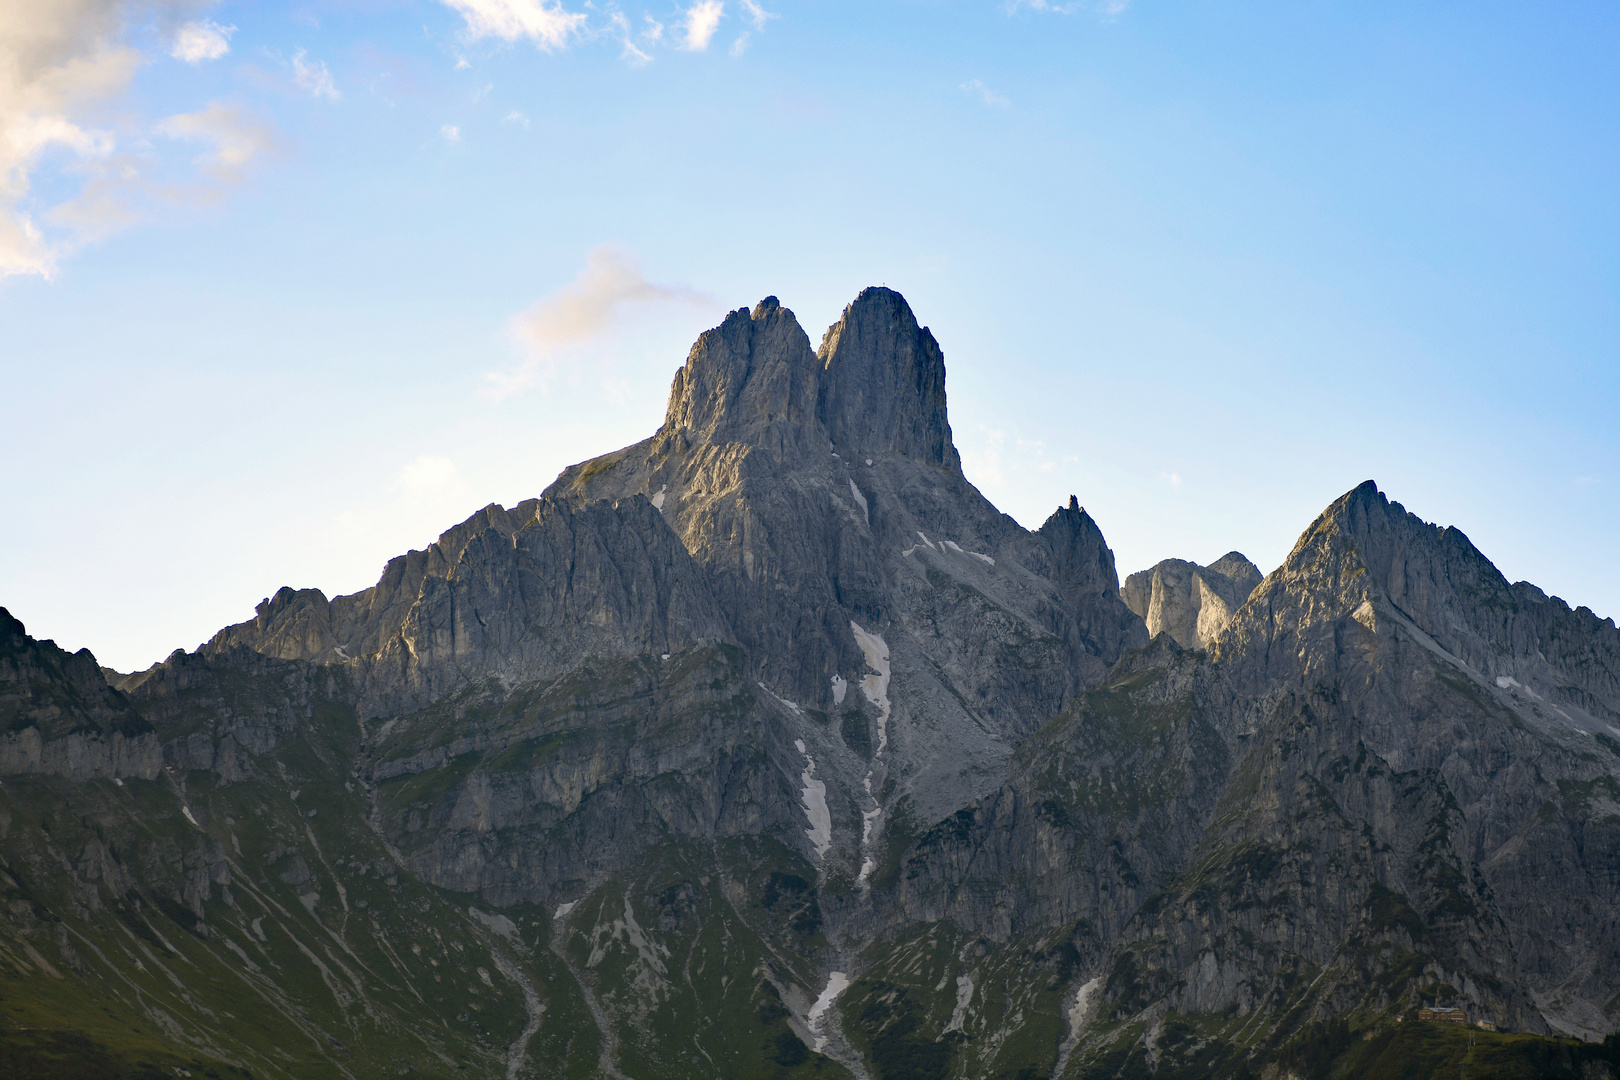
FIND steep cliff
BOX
[2,292,1617,1080]
[1120,552,1263,650]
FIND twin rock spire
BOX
[660,287,961,470]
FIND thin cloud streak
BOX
[961,79,1011,108]
[293,50,341,99]
[1005,0,1131,15]
[156,103,281,188]
[740,0,774,31]
[485,246,716,401]
[439,0,588,50]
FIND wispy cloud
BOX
[503,110,529,127]
[1005,0,1131,16]
[439,0,588,50]
[156,103,281,187]
[292,50,341,100]
[485,246,715,400]
[730,34,749,57]
[0,0,141,276]
[1,0,283,278]
[394,455,464,496]
[611,12,652,66]
[679,1,725,51]
[440,124,461,142]
[171,20,235,64]
[961,79,1011,108]
[740,0,775,30]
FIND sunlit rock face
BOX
[1120,551,1264,649]
[3,290,1618,1080]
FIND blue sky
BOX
[3,0,1616,672]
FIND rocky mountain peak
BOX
[1229,480,1620,719]
[659,296,821,457]
[1120,549,1263,650]
[655,286,962,470]
[816,286,960,470]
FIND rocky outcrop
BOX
[0,606,160,779]
[1120,550,1263,648]
[816,286,959,470]
[899,479,1620,1072]
[5,293,1618,1080]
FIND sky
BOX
[2,0,1617,673]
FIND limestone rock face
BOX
[816,286,959,470]
[1120,550,1263,648]
[0,606,159,779]
[4,292,1619,1080]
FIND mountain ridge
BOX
[2,288,1617,1080]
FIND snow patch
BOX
[850,622,891,759]
[181,806,201,829]
[831,674,847,706]
[650,484,667,510]
[796,739,833,860]
[970,551,995,566]
[807,971,851,1052]
[760,682,802,714]
[554,901,576,920]
[1052,975,1102,1077]
[848,479,869,526]
[1495,675,1521,689]
[850,621,892,890]
[1069,977,1100,1032]
[113,777,123,786]
[944,974,974,1033]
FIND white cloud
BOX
[503,110,529,127]
[0,0,142,276]
[643,15,665,43]
[740,0,774,31]
[1005,0,1131,16]
[485,246,715,400]
[156,103,280,186]
[679,1,724,51]
[394,455,464,496]
[440,123,461,142]
[611,12,652,66]
[292,50,340,100]
[171,20,235,64]
[1,0,282,277]
[1160,471,1183,488]
[729,33,748,57]
[961,79,1010,108]
[438,0,588,50]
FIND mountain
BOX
[1120,553,1262,650]
[3,288,1618,1080]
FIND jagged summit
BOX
[659,294,821,456]
[1120,549,1262,650]
[1232,478,1620,713]
[650,286,958,469]
[5,317,1620,1077]
[817,286,958,470]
